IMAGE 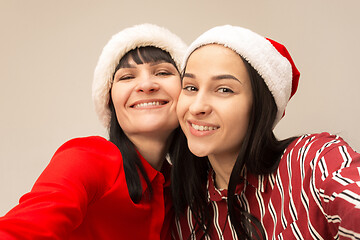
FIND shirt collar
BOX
[160,159,171,188]
[207,167,269,202]
[208,169,229,201]
[137,152,171,193]
[244,167,269,193]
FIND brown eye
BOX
[156,70,173,76]
[118,75,134,81]
[183,86,197,92]
[217,87,234,93]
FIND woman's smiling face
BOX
[177,44,253,160]
[111,54,181,142]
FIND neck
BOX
[127,132,173,171]
[208,152,238,190]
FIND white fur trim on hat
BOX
[93,23,187,128]
[183,25,293,127]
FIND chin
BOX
[188,144,209,158]
[144,121,177,132]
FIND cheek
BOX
[223,99,252,132]
[167,78,182,99]
[110,84,130,110]
[176,93,188,119]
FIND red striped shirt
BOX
[174,133,360,240]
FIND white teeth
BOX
[191,123,218,131]
[134,101,161,108]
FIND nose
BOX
[188,92,212,117]
[135,74,160,93]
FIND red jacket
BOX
[0,136,173,239]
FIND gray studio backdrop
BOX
[1,0,359,215]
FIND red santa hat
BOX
[183,25,300,127]
[93,23,187,128]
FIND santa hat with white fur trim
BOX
[93,23,187,128]
[183,25,300,127]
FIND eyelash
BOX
[183,85,198,92]
[217,87,234,93]
[183,85,234,94]
[116,70,173,81]
[156,70,173,76]
[119,75,134,81]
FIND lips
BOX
[130,100,168,108]
[191,123,219,131]
[187,120,219,136]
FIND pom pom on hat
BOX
[93,23,187,128]
[183,25,300,127]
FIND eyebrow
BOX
[213,74,241,83]
[183,73,195,78]
[183,72,242,83]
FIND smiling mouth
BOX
[191,123,219,131]
[131,101,168,108]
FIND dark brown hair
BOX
[171,56,297,239]
[109,46,179,203]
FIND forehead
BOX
[121,47,173,66]
[187,44,243,68]
[190,44,239,59]
[185,44,248,78]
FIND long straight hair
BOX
[109,46,179,203]
[171,56,297,239]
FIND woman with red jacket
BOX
[0,23,186,239]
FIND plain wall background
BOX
[1,0,359,216]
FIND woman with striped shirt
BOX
[171,25,360,239]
